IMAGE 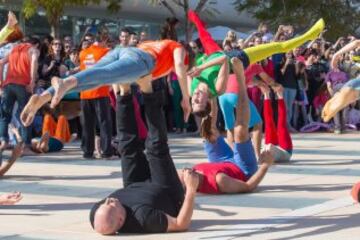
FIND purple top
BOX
[325,70,349,88]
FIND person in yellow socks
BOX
[0,11,18,43]
[31,113,72,153]
[188,9,325,114]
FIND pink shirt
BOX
[225,64,265,93]
[225,74,239,94]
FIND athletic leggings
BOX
[188,10,324,64]
[264,99,293,153]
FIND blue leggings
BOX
[219,93,263,130]
[204,137,258,179]
[48,47,155,95]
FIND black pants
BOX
[80,97,113,157]
[117,91,184,206]
[0,84,32,145]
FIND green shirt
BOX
[190,52,225,97]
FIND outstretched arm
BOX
[174,47,191,122]
[188,55,227,78]
[331,39,360,69]
[216,150,274,193]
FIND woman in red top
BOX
[179,61,274,194]
[21,39,193,127]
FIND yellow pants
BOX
[244,19,325,64]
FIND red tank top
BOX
[193,162,246,194]
[4,43,32,86]
[138,40,188,78]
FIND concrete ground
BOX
[0,132,360,240]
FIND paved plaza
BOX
[1,132,360,240]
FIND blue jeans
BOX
[0,84,32,144]
[283,88,297,124]
[218,93,262,130]
[47,47,155,95]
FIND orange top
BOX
[138,40,188,79]
[79,44,110,100]
[4,43,32,86]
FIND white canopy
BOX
[190,25,249,40]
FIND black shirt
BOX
[281,63,298,89]
[89,182,180,233]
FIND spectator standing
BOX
[0,37,40,155]
[79,33,113,159]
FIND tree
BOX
[233,0,360,41]
[19,0,122,37]
[148,0,219,41]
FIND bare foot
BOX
[258,148,275,166]
[258,84,271,99]
[21,94,50,127]
[7,11,18,29]
[322,87,359,122]
[305,18,325,41]
[50,76,77,108]
[39,132,50,153]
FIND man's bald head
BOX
[94,198,126,235]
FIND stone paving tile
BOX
[1,133,360,240]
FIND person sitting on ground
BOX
[178,58,274,194]
[90,83,198,235]
[30,113,72,153]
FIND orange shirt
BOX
[138,40,188,79]
[79,44,110,100]
[4,43,32,87]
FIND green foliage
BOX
[233,0,360,40]
[20,0,121,36]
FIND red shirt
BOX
[138,40,188,78]
[4,43,32,87]
[79,44,110,100]
[245,64,264,87]
[193,162,246,194]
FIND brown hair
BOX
[5,25,23,43]
[48,38,65,60]
[160,17,179,41]
[193,101,214,142]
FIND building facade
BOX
[0,0,257,42]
